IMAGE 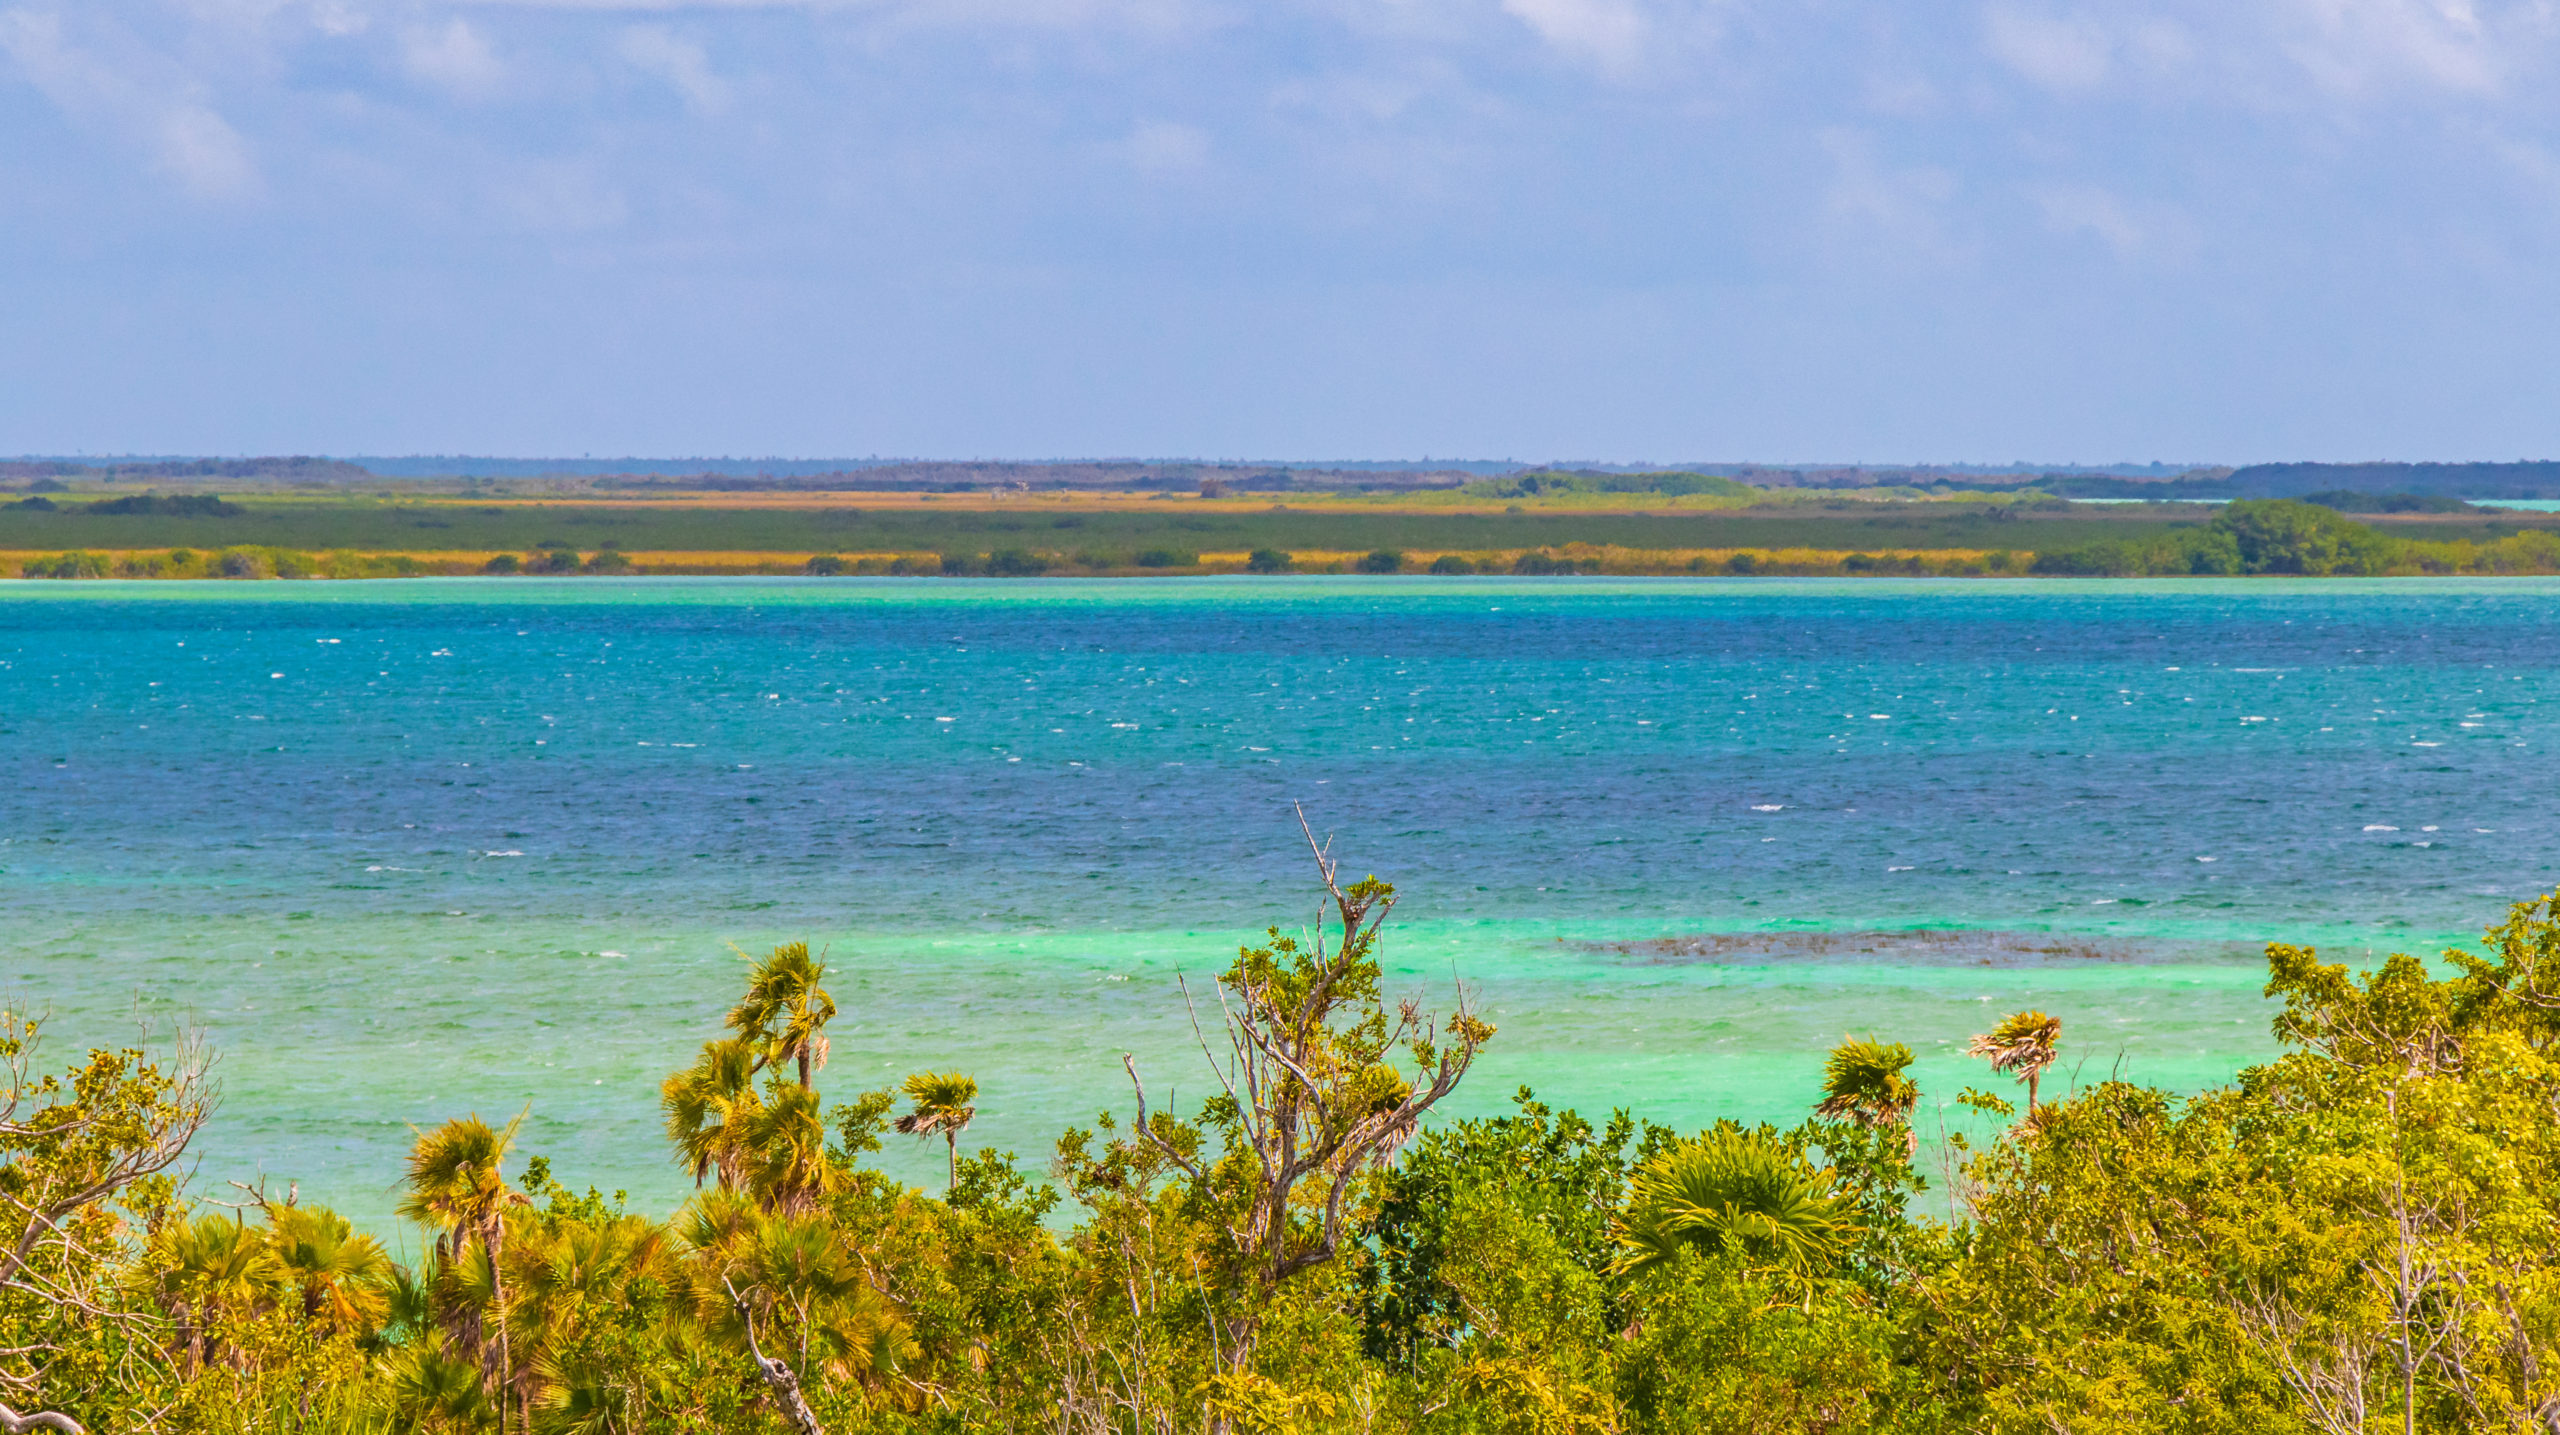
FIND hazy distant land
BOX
[8,458,2560,578]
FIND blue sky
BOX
[3,0,2557,463]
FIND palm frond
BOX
[1612,1129,1857,1278]
[1814,1037,1919,1128]
[1966,1010,2062,1079]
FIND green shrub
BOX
[1134,548,1194,569]
[1246,547,1293,574]
[22,550,110,578]
[1428,554,1474,574]
[214,547,273,578]
[1359,549,1405,574]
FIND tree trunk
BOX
[0,1405,83,1435]
[725,1279,824,1435]
[490,1223,513,1435]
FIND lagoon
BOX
[4,575,2555,1227]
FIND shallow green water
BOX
[5,576,2553,1228]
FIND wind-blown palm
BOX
[726,943,836,1090]
[398,1113,528,1433]
[662,1038,763,1191]
[739,1082,841,1215]
[1815,1037,1919,1131]
[1612,1129,1857,1279]
[1967,1010,2063,1112]
[893,1072,977,1192]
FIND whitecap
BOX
[2363,825,2398,832]
[2195,856,2217,862]
[1886,865,1914,872]
[1749,804,1784,812]
[483,850,524,857]
[2412,741,2442,747]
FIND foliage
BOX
[32,846,2560,1434]
[1612,1129,1857,1279]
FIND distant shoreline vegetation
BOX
[15,499,2560,580]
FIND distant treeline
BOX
[1459,469,1758,500]
[0,457,365,484]
[8,492,244,517]
[22,455,2560,499]
[2036,461,2560,501]
[2028,497,2560,576]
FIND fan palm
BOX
[397,1114,528,1433]
[508,1211,670,1347]
[266,1202,396,1336]
[893,1071,978,1192]
[682,1201,911,1389]
[384,1339,493,1432]
[155,1212,285,1372]
[1612,1129,1857,1278]
[1815,1037,1920,1153]
[1967,1010,2063,1112]
[726,942,836,1089]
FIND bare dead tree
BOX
[724,1275,824,1435]
[0,1405,82,1435]
[1122,808,1494,1373]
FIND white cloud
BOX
[1821,127,1966,264]
[402,17,503,96]
[1501,0,1648,70]
[0,8,261,200]
[2278,0,2504,96]
[1125,119,1209,173]
[618,25,728,113]
[496,158,629,231]
[2031,181,2201,261]
[1983,6,2113,92]
[154,102,260,198]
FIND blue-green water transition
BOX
[4,576,2554,1227]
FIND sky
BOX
[3,1,2559,463]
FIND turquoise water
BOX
[6,576,2556,1228]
